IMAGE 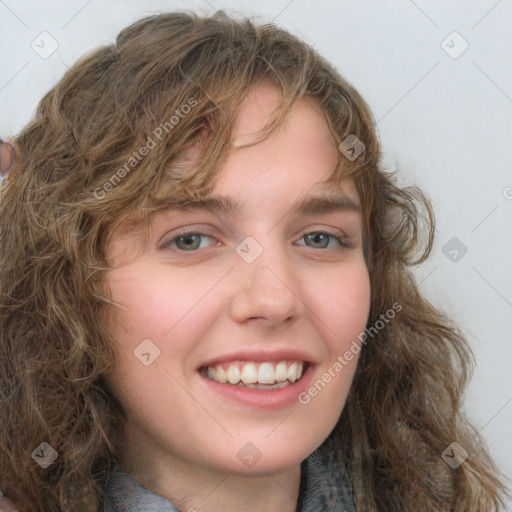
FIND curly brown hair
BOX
[0,10,509,511]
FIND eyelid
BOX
[159,227,218,250]
[296,229,351,249]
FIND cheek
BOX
[106,265,209,342]
[103,266,205,407]
[299,264,369,416]
[103,267,206,402]
[104,263,229,404]
[310,260,371,344]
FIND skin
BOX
[0,139,15,178]
[104,82,371,512]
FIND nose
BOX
[229,237,305,327]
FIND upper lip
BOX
[198,348,317,369]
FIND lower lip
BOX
[198,364,315,410]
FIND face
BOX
[104,82,371,479]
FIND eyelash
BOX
[161,229,350,252]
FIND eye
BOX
[297,230,349,250]
[160,229,350,253]
[161,231,218,252]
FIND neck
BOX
[120,443,303,512]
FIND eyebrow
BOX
[168,193,361,217]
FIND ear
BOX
[0,493,20,512]
[0,138,16,180]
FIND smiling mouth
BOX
[199,360,309,389]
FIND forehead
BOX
[163,86,358,216]
[107,82,361,247]
[232,80,332,148]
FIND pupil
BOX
[309,233,327,247]
[181,235,199,250]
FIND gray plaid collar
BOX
[103,439,355,512]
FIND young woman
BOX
[0,10,509,512]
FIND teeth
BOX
[241,363,258,384]
[237,381,290,390]
[204,360,306,386]
[287,362,299,382]
[216,365,228,384]
[258,362,275,384]
[275,361,288,382]
[227,365,241,384]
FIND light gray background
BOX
[1,0,511,503]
